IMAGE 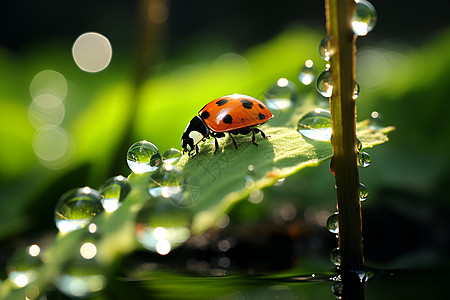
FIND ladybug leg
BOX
[251,129,258,146]
[229,133,238,150]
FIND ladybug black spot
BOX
[216,99,228,106]
[200,111,210,120]
[259,103,264,109]
[223,114,233,124]
[258,113,266,120]
[241,99,253,109]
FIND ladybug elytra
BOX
[181,94,274,157]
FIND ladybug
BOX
[181,94,274,157]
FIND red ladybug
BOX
[181,94,274,157]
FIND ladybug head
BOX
[181,116,209,154]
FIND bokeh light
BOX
[72,32,112,73]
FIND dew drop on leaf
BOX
[162,148,182,165]
[316,69,333,97]
[297,108,332,141]
[135,197,191,255]
[55,240,107,299]
[126,140,162,173]
[54,187,104,233]
[264,78,297,111]
[6,246,43,288]
[352,0,377,36]
[99,175,131,213]
[298,60,315,85]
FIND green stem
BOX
[326,0,365,285]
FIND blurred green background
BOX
[1,0,450,298]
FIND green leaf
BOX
[174,97,393,234]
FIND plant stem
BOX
[326,0,364,283]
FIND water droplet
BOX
[99,175,131,213]
[330,247,341,266]
[331,282,343,299]
[358,151,371,167]
[319,36,335,61]
[297,108,332,141]
[353,81,360,99]
[356,138,362,152]
[127,140,162,173]
[316,69,333,97]
[264,78,297,111]
[326,212,339,234]
[352,0,377,36]
[162,148,182,165]
[149,164,183,198]
[298,60,315,85]
[359,182,369,201]
[54,187,104,233]
[135,198,191,255]
[6,246,42,288]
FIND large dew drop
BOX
[297,108,332,141]
[99,175,131,213]
[6,246,43,288]
[316,69,333,97]
[352,0,377,36]
[135,197,191,255]
[127,140,162,173]
[264,78,297,111]
[54,187,104,233]
[55,238,107,298]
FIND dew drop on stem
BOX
[352,0,377,36]
[359,182,369,201]
[326,212,339,234]
[358,151,371,168]
[316,69,333,97]
[330,247,342,266]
